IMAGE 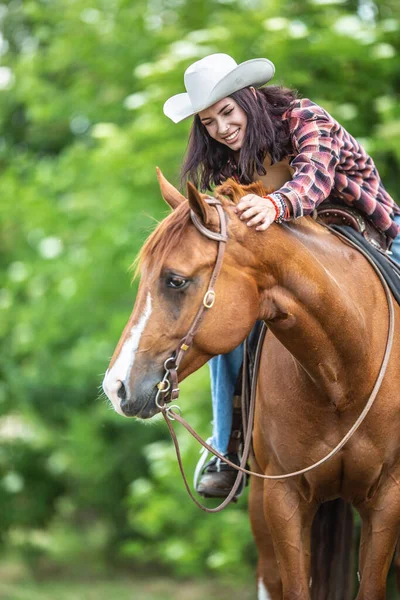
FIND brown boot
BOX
[195,453,245,498]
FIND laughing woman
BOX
[163,53,400,498]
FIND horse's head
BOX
[103,169,267,419]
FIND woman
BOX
[163,53,400,498]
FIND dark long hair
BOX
[181,86,297,191]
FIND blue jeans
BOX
[208,345,243,454]
[391,214,400,265]
[208,214,400,455]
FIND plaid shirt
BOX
[275,99,400,240]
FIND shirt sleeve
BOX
[277,115,342,219]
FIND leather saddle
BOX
[316,203,390,252]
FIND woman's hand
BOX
[234,194,276,231]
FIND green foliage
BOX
[0,0,399,590]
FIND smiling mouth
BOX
[223,128,240,143]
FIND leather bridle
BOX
[153,197,395,513]
[154,197,228,413]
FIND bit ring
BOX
[166,405,182,421]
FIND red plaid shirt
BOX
[277,99,400,240]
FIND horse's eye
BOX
[166,276,189,290]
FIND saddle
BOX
[316,203,400,305]
[316,202,391,252]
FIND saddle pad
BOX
[331,225,400,306]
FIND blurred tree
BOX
[0,0,399,590]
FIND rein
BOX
[155,199,395,513]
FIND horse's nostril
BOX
[117,381,127,401]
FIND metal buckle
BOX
[203,290,216,308]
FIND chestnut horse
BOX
[103,171,400,600]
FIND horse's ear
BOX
[156,167,186,210]
[187,181,213,226]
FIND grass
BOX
[0,571,398,599]
[0,576,255,600]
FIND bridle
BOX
[153,196,395,513]
[154,197,228,415]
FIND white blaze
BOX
[258,578,272,600]
[103,293,152,414]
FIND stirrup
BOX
[194,446,247,499]
[193,438,213,489]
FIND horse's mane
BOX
[134,179,267,277]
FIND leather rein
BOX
[154,197,395,513]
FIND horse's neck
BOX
[254,219,376,406]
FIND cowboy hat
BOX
[163,53,275,124]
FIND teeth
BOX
[225,128,239,142]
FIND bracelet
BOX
[263,195,280,221]
[272,192,290,223]
[263,193,288,223]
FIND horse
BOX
[102,170,400,599]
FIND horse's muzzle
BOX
[103,360,166,419]
[118,373,163,419]
[120,392,158,419]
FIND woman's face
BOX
[198,97,247,151]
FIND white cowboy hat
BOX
[163,53,275,124]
